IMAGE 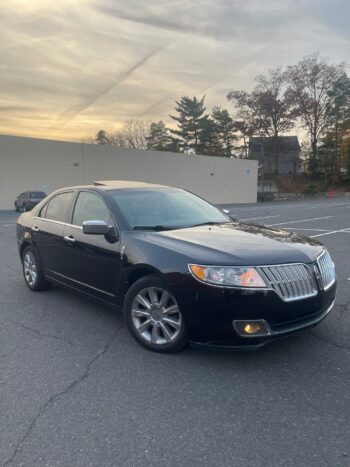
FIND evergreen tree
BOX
[211,107,238,156]
[146,121,170,151]
[199,118,221,156]
[95,129,110,145]
[170,96,209,153]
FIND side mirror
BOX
[222,209,230,215]
[83,220,110,235]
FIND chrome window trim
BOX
[34,216,83,230]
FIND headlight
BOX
[189,264,267,288]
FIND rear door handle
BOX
[32,226,39,232]
[64,235,76,244]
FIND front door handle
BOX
[32,226,39,232]
[64,235,76,244]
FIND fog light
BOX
[233,319,271,338]
[244,323,261,334]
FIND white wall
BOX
[0,135,257,210]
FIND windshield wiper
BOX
[133,225,178,231]
[190,221,230,228]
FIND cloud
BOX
[54,45,169,128]
[0,0,349,141]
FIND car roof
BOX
[48,181,178,197]
[94,180,173,190]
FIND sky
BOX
[0,0,349,142]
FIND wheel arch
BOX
[125,265,164,291]
[20,241,31,259]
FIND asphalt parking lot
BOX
[1,197,349,467]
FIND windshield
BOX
[109,189,231,230]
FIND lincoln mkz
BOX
[17,181,336,352]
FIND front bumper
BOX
[190,299,335,350]
[174,276,336,349]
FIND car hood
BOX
[145,222,324,265]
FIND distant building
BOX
[249,136,300,176]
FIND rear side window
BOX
[45,192,74,222]
[72,191,113,226]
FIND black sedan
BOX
[16,181,336,352]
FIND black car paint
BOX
[17,186,336,348]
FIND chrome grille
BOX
[317,250,335,290]
[257,264,317,302]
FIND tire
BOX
[22,246,51,291]
[124,275,188,353]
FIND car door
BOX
[31,191,75,278]
[61,190,121,302]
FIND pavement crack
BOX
[3,323,124,467]
[308,330,350,352]
[17,323,78,347]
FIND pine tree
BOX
[211,107,238,157]
[170,96,209,153]
[146,121,170,151]
[95,129,110,145]
[199,118,221,156]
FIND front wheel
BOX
[124,276,188,353]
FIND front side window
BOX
[72,191,113,227]
[45,192,74,222]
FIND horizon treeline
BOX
[90,53,350,182]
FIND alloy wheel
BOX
[23,251,37,287]
[131,287,182,345]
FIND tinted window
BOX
[45,192,74,222]
[73,191,113,226]
[109,189,230,229]
[29,191,46,199]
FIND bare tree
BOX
[286,53,345,172]
[227,67,296,138]
[109,120,151,149]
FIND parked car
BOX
[15,191,47,212]
[16,181,336,352]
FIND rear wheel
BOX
[124,276,188,352]
[22,246,51,291]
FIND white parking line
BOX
[267,216,334,227]
[240,215,281,221]
[310,228,350,238]
[282,228,332,232]
[308,202,350,209]
[0,224,16,227]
